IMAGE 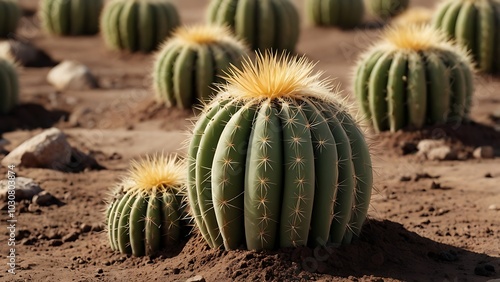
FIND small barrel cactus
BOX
[0,58,19,115]
[0,0,21,38]
[101,0,180,53]
[153,25,248,109]
[433,0,500,74]
[354,25,474,133]
[188,52,373,251]
[40,0,103,36]
[392,7,433,27]
[106,155,188,256]
[366,0,409,19]
[207,0,300,52]
[306,0,364,29]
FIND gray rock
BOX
[0,177,43,202]
[427,146,457,161]
[417,139,446,155]
[1,128,72,170]
[47,60,98,91]
[473,146,495,159]
[186,275,205,282]
[32,191,58,206]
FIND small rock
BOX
[62,231,79,242]
[488,205,499,211]
[91,224,104,232]
[427,146,457,161]
[48,239,63,247]
[473,146,495,159]
[47,60,98,91]
[1,128,72,170]
[417,139,446,155]
[68,107,92,127]
[186,275,205,282]
[80,223,92,233]
[0,177,43,202]
[32,191,59,206]
[399,176,412,182]
[0,39,58,67]
[399,141,418,155]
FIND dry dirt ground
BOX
[1,0,500,281]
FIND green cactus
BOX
[433,0,500,74]
[187,52,373,250]
[106,155,188,256]
[40,0,103,36]
[0,58,19,115]
[153,25,248,109]
[100,0,180,53]
[354,25,474,133]
[207,0,300,52]
[366,0,409,19]
[0,0,21,38]
[305,0,364,29]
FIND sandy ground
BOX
[0,0,499,281]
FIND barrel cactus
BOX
[40,0,103,36]
[207,0,300,52]
[188,52,373,251]
[354,25,474,133]
[153,25,248,109]
[106,155,188,256]
[433,0,500,74]
[0,0,21,38]
[0,58,19,115]
[366,0,409,19]
[101,0,180,53]
[306,0,364,29]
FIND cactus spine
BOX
[101,0,180,53]
[306,0,364,29]
[0,0,21,38]
[106,155,188,256]
[0,58,19,115]
[366,0,409,19]
[40,0,103,36]
[207,0,300,52]
[354,25,474,132]
[188,53,373,250]
[433,0,500,74]
[153,25,248,109]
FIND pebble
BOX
[33,191,59,206]
[473,146,495,159]
[80,223,92,233]
[186,275,205,282]
[48,239,63,247]
[488,205,499,211]
[62,232,79,242]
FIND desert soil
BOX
[1,0,499,281]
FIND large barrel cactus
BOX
[188,52,373,251]
[0,0,21,38]
[207,0,300,52]
[153,25,248,109]
[354,25,474,133]
[306,0,364,29]
[366,0,409,19]
[433,0,500,74]
[106,155,188,256]
[40,0,103,36]
[101,0,180,53]
[0,58,19,115]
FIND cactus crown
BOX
[220,52,335,102]
[124,154,186,196]
[172,25,244,46]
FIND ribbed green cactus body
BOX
[153,41,247,109]
[366,0,409,19]
[0,0,21,38]
[433,0,500,73]
[40,0,103,36]
[188,97,373,250]
[306,0,364,29]
[355,48,474,132]
[101,0,180,53]
[0,58,19,115]
[107,190,184,256]
[207,0,300,51]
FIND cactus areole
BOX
[433,0,500,74]
[188,53,374,251]
[106,155,187,256]
[354,25,475,132]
